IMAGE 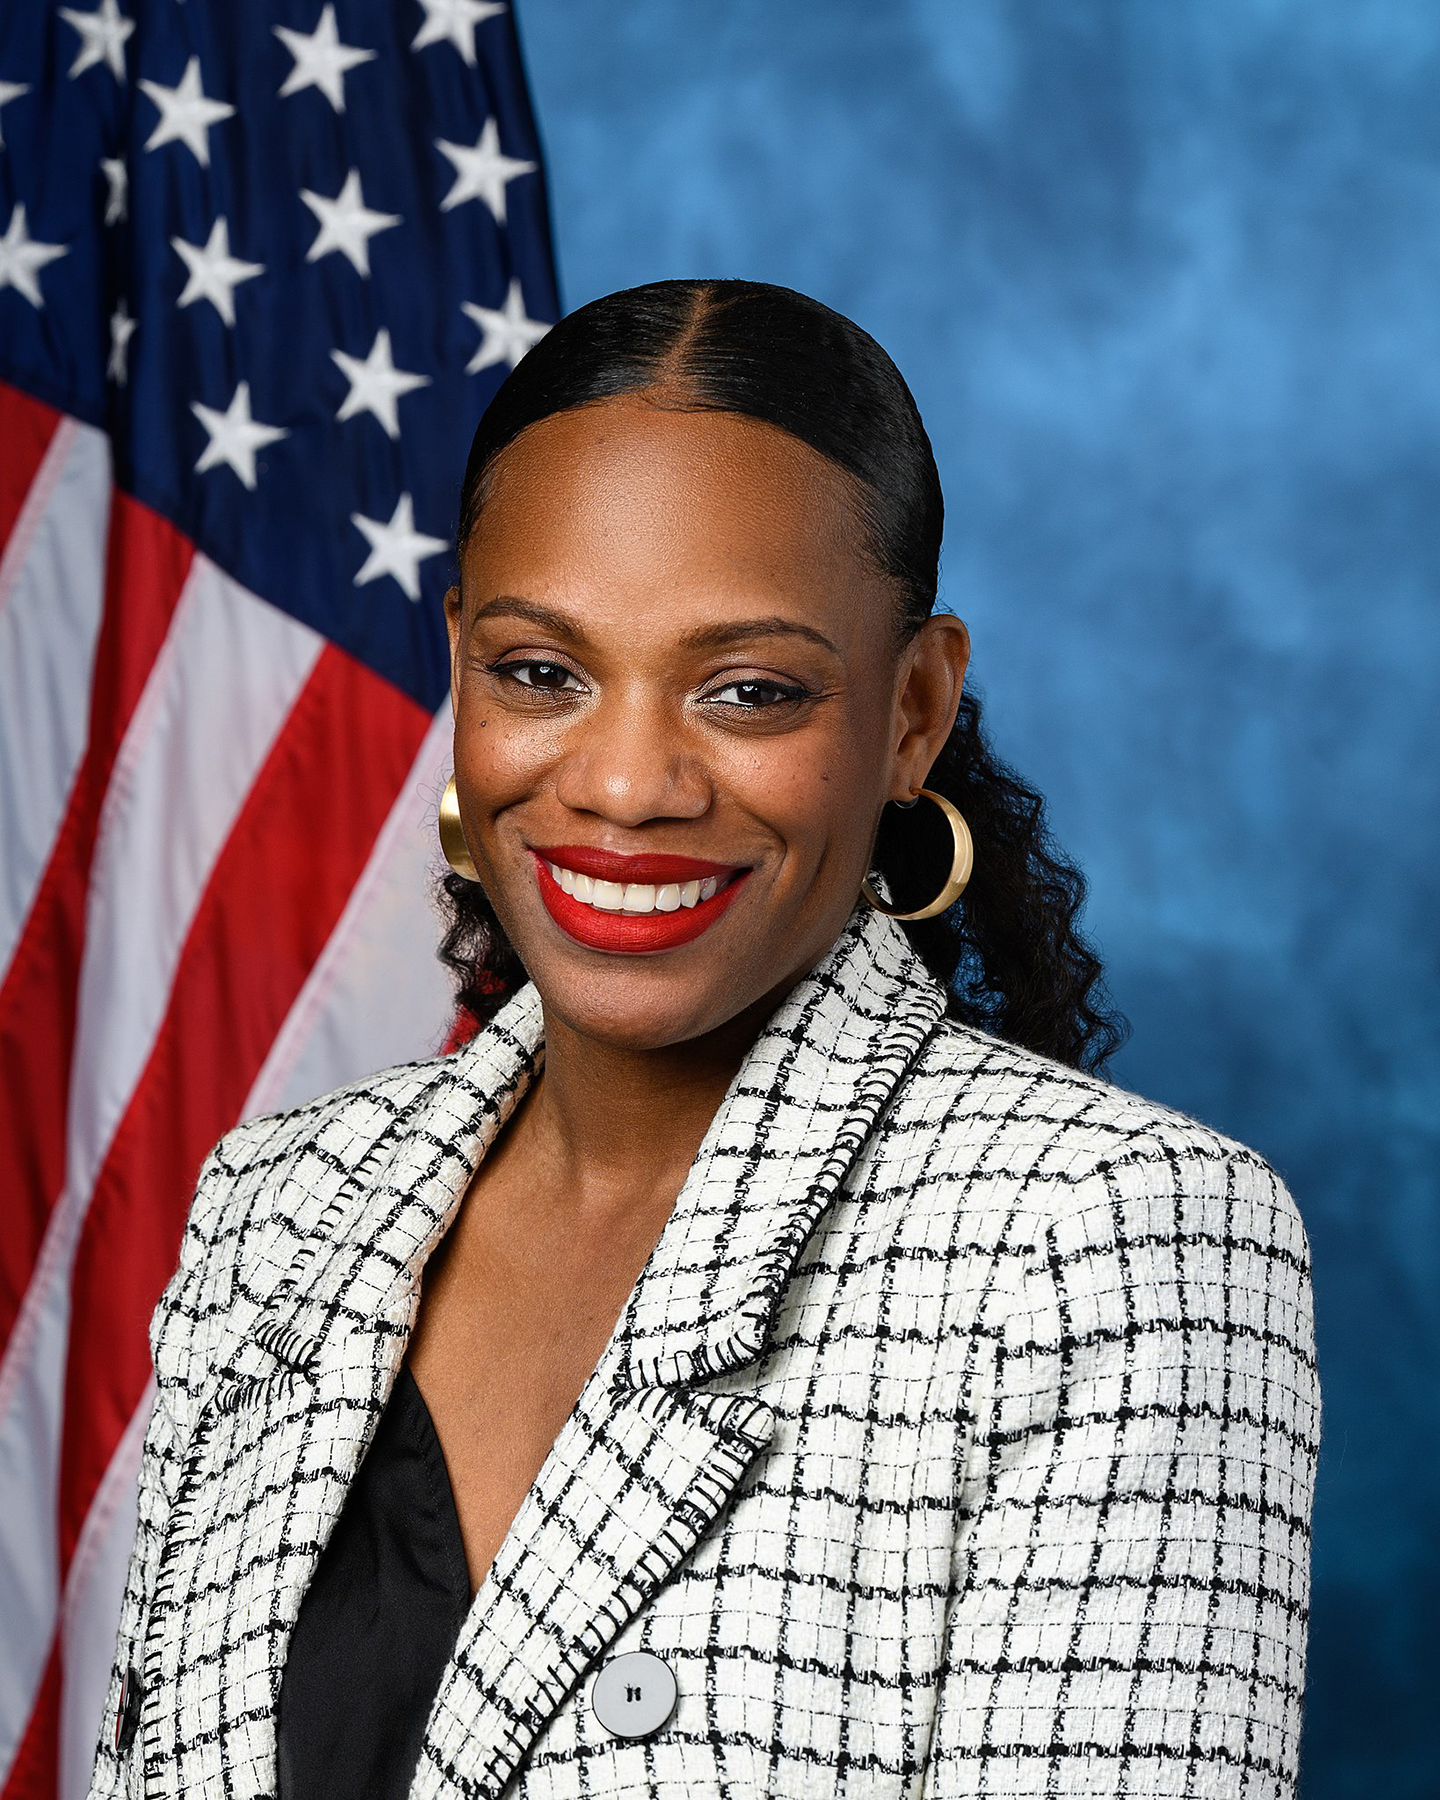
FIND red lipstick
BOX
[528,848,752,955]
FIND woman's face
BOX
[444,392,969,1052]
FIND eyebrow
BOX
[469,595,840,658]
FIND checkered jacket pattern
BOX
[87,890,1320,1800]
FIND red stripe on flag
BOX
[0,382,62,552]
[56,645,429,1574]
[0,495,193,1350]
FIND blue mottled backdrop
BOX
[513,3,1439,1793]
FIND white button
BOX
[590,1650,677,1739]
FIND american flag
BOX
[0,2,557,1792]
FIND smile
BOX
[529,850,752,955]
[542,860,745,915]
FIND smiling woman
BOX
[435,279,1128,1072]
[92,281,1319,1800]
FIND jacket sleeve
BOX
[921,1142,1321,1800]
[85,1135,239,1800]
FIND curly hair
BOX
[438,278,1130,1076]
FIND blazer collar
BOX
[269,881,950,1389]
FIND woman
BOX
[91,279,1320,1800]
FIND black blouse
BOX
[276,1361,472,1800]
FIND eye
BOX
[706,678,811,711]
[487,659,584,694]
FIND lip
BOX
[530,844,750,883]
[529,849,752,956]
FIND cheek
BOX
[736,755,830,821]
[451,697,552,797]
[720,720,871,831]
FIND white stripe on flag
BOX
[0,1265,60,1777]
[0,561,323,1785]
[67,557,324,1190]
[0,423,111,989]
[57,1382,152,1800]
[241,705,454,1120]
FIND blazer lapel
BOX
[148,890,947,1800]
[414,894,948,1800]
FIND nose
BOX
[551,691,711,827]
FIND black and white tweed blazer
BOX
[89,892,1320,1800]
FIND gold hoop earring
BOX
[861,787,973,920]
[438,776,480,882]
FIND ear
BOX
[889,613,970,799]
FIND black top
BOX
[276,1361,472,1800]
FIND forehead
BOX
[462,394,871,588]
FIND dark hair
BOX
[439,278,1130,1075]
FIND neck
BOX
[515,979,790,1211]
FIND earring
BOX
[438,776,480,882]
[861,787,973,920]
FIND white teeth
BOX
[545,862,734,915]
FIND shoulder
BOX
[151,1050,457,1384]
[899,1021,1318,1430]
[205,1049,455,1198]
[899,1014,1312,1281]
[186,1051,447,1227]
